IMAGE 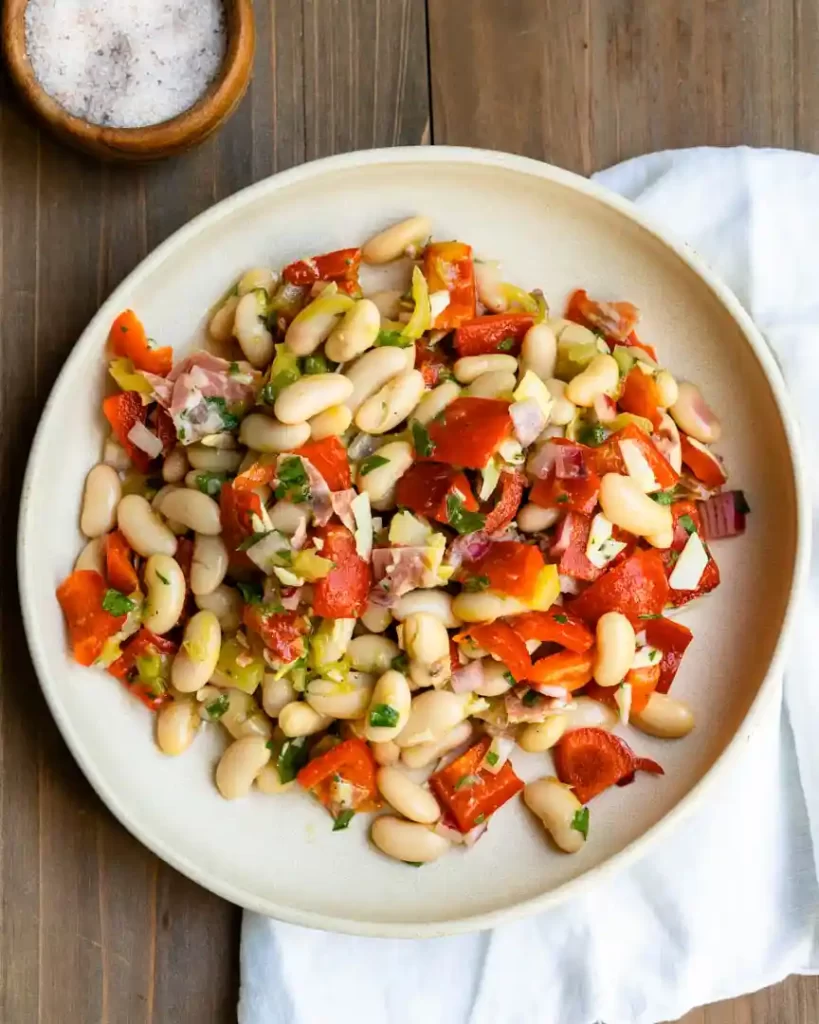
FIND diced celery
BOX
[402,267,431,340]
[607,412,654,436]
[291,549,335,581]
[612,346,636,377]
[554,338,599,381]
[215,638,264,694]
[311,620,356,669]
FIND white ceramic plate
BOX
[19,147,808,937]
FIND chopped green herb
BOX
[553,613,569,624]
[679,514,697,535]
[101,589,136,616]
[638,613,661,620]
[205,694,230,720]
[390,653,409,673]
[649,649,659,662]
[204,396,239,430]
[369,703,400,729]
[195,471,227,498]
[485,750,499,767]
[268,736,309,784]
[236,531,270,552]
[445,493,486,535]
[577,423,608,447]
[237,581,264,605]
[405,861,424,867]
[411,419,436,457]
[228,361,240,376]
[463,574,490,593]
[496,337,516,352]
[522,689,539,707]
[332,809,355,831]
[359,454,389,476]
[571,806,590,839]
[556,494,570,504]
[155,572,170,586]
[650,490,676,505]
[431,407,449,424]
[667,550,680,567]
[454,774,481,791]
[503,670,515,686]
[303,353,331,375]
[473,813,486,825]
[274,456,311,504]
[375,328,412,348]
[276,548,293,565]
[436,367,456,383]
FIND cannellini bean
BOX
[392,589,462,629]
[474,659,515,697]
[518,715,568,753]
[209,294,240,342]
[103,437,131,472]
[599,473,673,539]
[218,688,272,740]
[355,369,425,435]
[524,778,586,853]
[274,373,354,425]
[356,440,413,508]
[465,370,517,399]
[395,690,472,748]
[517,503,561,533]
[593,612,636,687]
[325,298,381,362]
[190,534,228,596]
[344,346,409,414]
[142,554,186,635]
[371,816,449,864]
[453,353,518,384]
[195,584,242,632]
[278,701,332,738]
[171,611,222,693]
[565,354,619,407]
[349,635,400,674]
[151,486,188,535]
[362,215,431,264]
[268,500,311,536]
[474,260,506,312]
[306,674,375,720]
[361,599,392,634]
[654,369,679,408]
[234,290,274,369]
[645,523,674,550]
[367,289,404,320]
[162,446,189,484]
[520,323,557,381]
[545,378,576,425]
[156,488,221,535]
[563,696,618,732]
[240,414,311,453]
[216,736,271,799]
[376,767,441,824]
[413,381,461,425]
[400,721,473,769]
[186,444,244,473]
[309,404,352,440]
[262,674,297,718]
[452,591,529,623]
[237,267,277,296]
[80,463,121,538]
[74,537,105,575]
[670,381,722,444]
[401,613,450,666]
[372,740,401,766]
[554,319,598,346]
[256,762,295,794]
[631,693,695,738]
[117,494,177,558]
[285,291,354,356]
[364,670,412,743]
[156,700,199,756]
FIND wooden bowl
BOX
[2,0,255,161]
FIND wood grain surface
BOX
[0,1,814,1021]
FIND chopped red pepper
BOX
[297,738,380,817]
[645,616,694,694]
[423,241,477,329]
[665,547,721,607]
[312,523,371,618]
[282,247,362,296]
[233,459,275,492]
[424,397,513,469]
[414,337,452,388]
[109,309,173,377]
[551,511,603,582]
[453,313,534,357]
[680,435,728,488]
[584,662,661,716]
[569,548,670,625]
[428,737,524,833]
[565,289,640,344]
[660,500,720,606]
[219,482,263,570]
[104,530,140,594]
[467,541,545,602]
[527,650,595,692]
[554,727,663,804]
[482,470,525,534]
[529,466,601,516]
[668,500,702,551]
[589,423,679,491]
[454,622,532,681]
[510,608,594,653]
[395,462,478,525]
[293,436,351,491]
[619,368,663,429]
[56,570,126,667]
[243,606,310,663]
[107,628,177,710]
[102,391,152,473]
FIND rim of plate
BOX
[18,146,811,938]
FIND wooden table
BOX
[1,2,816,1021]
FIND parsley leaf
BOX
[571,807,590,839]
[556,494,570,504]
[237,581,264,605]
[195,471,227,498]
[411,419,436,458]
[473,813,486,825]
[205,694,230,720]
[485,750,499,767]
[359,454,389,476]
[454,774,481,791]
[269,736,309,784]
[577,423,608,447]
[228,361,240,376]
[261,369,300,405]
[236,531,270,552]
[650,490,676,505]
[369,703,400,729]
[463,575,490,593]
[496,337,516,352]
[638,613,661,620]
[503,670,515,686]
[375,328,412,348]
[522,689,539,707]
[156,572,170,585]
[445,493,486,535]
[332,809,355,832]
[390,653,409,673]
[102,589,135,616]
[204,396,239,430]
[553,613,569,624]
[274,456,311,503]
[679,514,697,535]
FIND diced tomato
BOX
[510,608,594,653]
[102,391,152,473]
[482,470,525,534]
[454,621,532,681]
[554,727,663,804]
[107,628,177,710]
[282,247,362,295]
[429,737,524,833]
[551,511,602,582]
[56,570,126,667]
[589,423,679,491]
[680,435,728,488]
[453,313,534,357]
[243,606,310,663]
[468,542,545,602]
[293,436,351,491]
[527,650,594,692]
[569,548,670,625]
[414,337,451,388]
[297,738,380,819]
[104,530,140,594]
[394,462,478,525]
[565,289,640,343]
[530,466,601,516]
[619,368,663,429]
[424,397,513,469]
[109,309,173,377]
[423,241,477,329]
[645,616,694,694]
[584,662,661,716]
[313,523,371,618]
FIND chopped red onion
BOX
[529,441,559,479]
[593,392,617,423]
[510,399,547,447]
[555,445,587,480]
[550,514,574,557]
[463,820,489,847]
[280,586,303,611]
[433,816,465,844]
[127,421,163,459]
[447,530,492,568]
[451,659,485,693]
[697,490,749,540]
[559,574,583,595]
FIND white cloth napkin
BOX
[239,148,819,1024]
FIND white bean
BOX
[474,659,515,697]
[255,763,294,794]
[190,534,228,596]
[400,721,473,769]
[474,261,506,312]
[218,689,272,740]
[309,404,352,440]
[565,354,619,407]
[275,373,354,425]
[563,696,618,732]
[74,537,105,575]
[117,494,177,558]
[151,486,188,535]
[278,701,332,737]
[240,414,311,453]
[285,291,354,356]
[545,378,576,425]
[171,611,222,693]
[376,767,441,824]
[452,591,528,623]
[209,294,239,342]
[517,503,561,533]
[268,500,311,536]
[524,778,586,854]
[186,444,244,473]
[593,612,636,687]
[237,267,277,296]
[234,290,274,369]
[360,599,392,634]
[654,369,679,408]
[372,739,401,766]
[367,289,404,320]
[631,693,695,738]
[195,585,242,632]
[393,589,462,629]
[262,674,297,718]
[518,715,568,753]
[325,298,381,363]
[395,690,472,748]
[413,381,461,425]
[362,215,431,264]
[520,323,557,381]
[402,614,451,689]
[356,440,413,508]
[364,670,412,743]
[156,701,199,756]
[349,635,400,674]
[344,346,409,414]
[370,816,449,863]
[103,437,131,472]
[142,554,186,634]
[156,488,221,535]
[453,353,518,384]
[80,463,121,538]
[464,371,517,399]
[599,473,673,539]
[355,369,425,434]
[306,674,375,720]
[554,319,598,346]
[670,381,722,444]
[216,736,271,799]
[162,446,189,484]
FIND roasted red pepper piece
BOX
[423,241,477,329]
[482,470,525,534]
[394,462,478,525]
[104,530,140,594]
[454,622,532,681]
[109,309,173,376]
[56,570,126,667]
[233,460,275,492]
[219,481,263,570]
[102,391,152,473]
[510,608,594,654]
[529,466,601,516]
[313,523,371,618]
[453,313,534,357]
[297,738,380,817]
[569,548,670,625]
[107,628,177,710]
[680,435,727,488]
[565,289,640,343]
[429,737,524,833]
[467,541,545,602]
[584,662,661,716]
[414,337,452,388]
[153,406,177,453]
[293,436,351,491]
[661,501,721,606]
[619,368,663,430]
[527,650,595,692]
[645,616,694,694]
[554,727,663,804]
[423,397,513,469]
[243,606,310,663]
[282,247,362,295]
[589,423,679,491]
[551,511,603,582]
